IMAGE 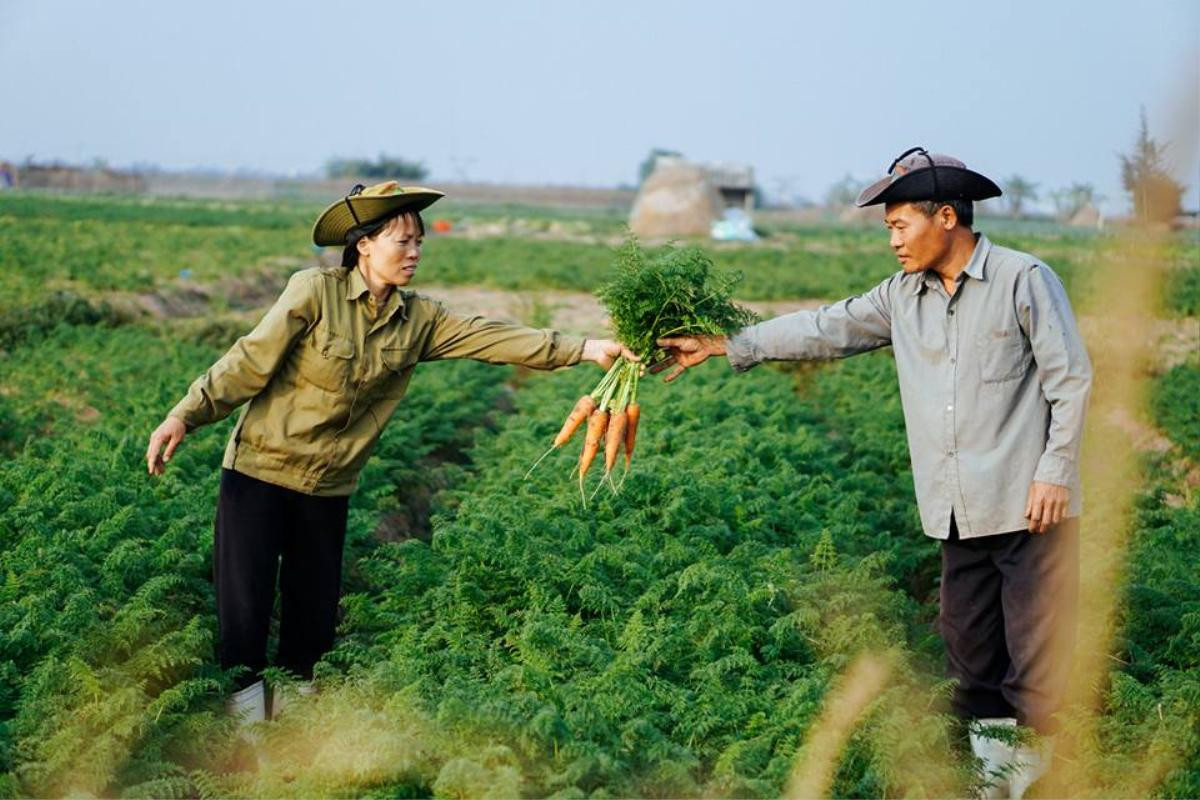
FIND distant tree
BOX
[824,173,867,208]
[1049,183,1100,221]
[326,154,428,181]
[638,148,682,184]
[1002,175,1039,218]
[1119,108,1184,224]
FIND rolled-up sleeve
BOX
[725,275,896,371]
[1018,264,1093,486]
[421,303,585,368]
[167,272,318,430]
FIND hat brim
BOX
[855,166,1002,207]
[312,188,445,246]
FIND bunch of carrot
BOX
[527,357,641,503]
[529,238,756,503]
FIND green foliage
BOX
[0,290,125,353]
[1001,175,1039,218]
[598,238,758,357]
[417,228,907,301]
[0,321,515,796]
[1163,256,1200,317]
[326,154,429,181]
[320,351,955,797]
[1089,363,1200,796]
[1152,363,1200,461]
[824,174,868,208]
[1048,182,1100,221]
[0,191,1194,797]
[0,193,310,322]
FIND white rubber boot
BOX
[969,717,1017,799]
[1007,737,1053,799]
[270,680,318,720]
[226,679,267,729]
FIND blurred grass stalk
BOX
[785,652,893,799]
[1046,226,1178,797]
[1049,69,1198,795]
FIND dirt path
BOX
[411,285,827,337]
[122,265,1196,372]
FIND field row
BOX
[0,191,1196,797]
[2,309,1196,796]
[5,192,1195,354]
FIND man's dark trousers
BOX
[213,468,350,690]
[939,514,1080,734]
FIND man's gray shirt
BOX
[725,234,1092,540]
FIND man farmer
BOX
[653,147,1092,799]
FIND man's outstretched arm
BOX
[653,275,899,382]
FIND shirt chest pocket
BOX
[296,331,356,392]
[976,326,1032,383]
[380,346,418,374]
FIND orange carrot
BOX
[604,409,628,474]
[624,403,641,467]
[555,394,597,447]
[578,409,609,482]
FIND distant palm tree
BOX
[1049,183,1100,221]
[1003,175,1039,218]
[824,173,867,208]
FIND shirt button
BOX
[950,357,956,364]
[947,404,954,411]
[948,309,955,316]
[947,449,955,456]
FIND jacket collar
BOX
[911,233,991,295]
[346,266,409,321]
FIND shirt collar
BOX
[910,233,991,295]
[962,233,991,281]
[347,265,371,301]
[346,266,409,321]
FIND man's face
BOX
[884,202,953,273]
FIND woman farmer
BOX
[144,182,635,722]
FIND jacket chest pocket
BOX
[976,327,1032,383]
[380,346,418,374]
[296,332,356,392]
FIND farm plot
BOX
[0,321,518,798]
[0,191,1196,798]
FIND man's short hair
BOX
[913,199,974,228]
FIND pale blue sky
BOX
[1,0,1197,212]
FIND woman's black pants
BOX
[214,468,350,690]
[939,513,1080,735]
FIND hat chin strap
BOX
[343,183,366,226]
[889,146,940,199]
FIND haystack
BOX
[1068,204,1102,228]
[629,161,723,238]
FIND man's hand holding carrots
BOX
[651,336,728,382]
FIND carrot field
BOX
[0,191,1196,798]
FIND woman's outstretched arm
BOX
[146,271,319,474]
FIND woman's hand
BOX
[146,416,187,476]
[581,339,640,370]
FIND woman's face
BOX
[357,213,423,287]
